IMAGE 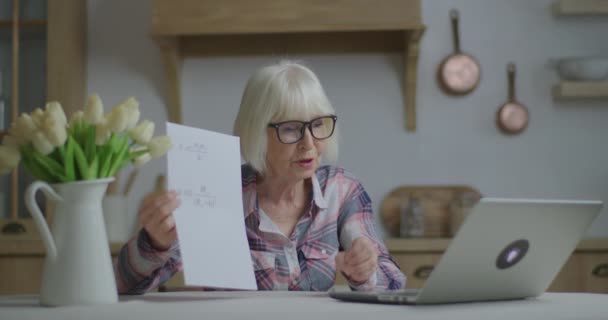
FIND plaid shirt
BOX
[115,165,406,293]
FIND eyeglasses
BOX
[268,115,337,144]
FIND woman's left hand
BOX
[336,237,378,284]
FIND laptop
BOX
[329,197,603,305]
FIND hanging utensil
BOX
[496,63,529,135]
[438,9,481,96]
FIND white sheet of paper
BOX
[166,122,256,290]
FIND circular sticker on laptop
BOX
[496,239,529,269]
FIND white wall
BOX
[88,0,608,237]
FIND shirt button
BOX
[292,279,298,285]
[321,249,326,255]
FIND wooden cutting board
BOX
[380,185,481,238]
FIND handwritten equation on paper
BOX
[176,185,217,209]
[167,123,257,290]
[177,142,208,161]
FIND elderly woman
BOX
[115,61,406,293]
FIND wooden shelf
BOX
[0,238,124,255]
[0,19,47,28]
[152,0,425,132]
[553,81,608,99]
[554,0,608,15]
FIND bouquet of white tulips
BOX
[0,94,172,182]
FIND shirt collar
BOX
[243,169,329,219]
[310,173,328,210]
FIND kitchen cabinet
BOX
[552,0,608,100]
[151,0,425,132]
[158,238,608,293]
[386,238,608,293]
[3,238,602,294]
[0,241,123,294]
[0,0,86,234]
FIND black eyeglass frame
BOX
[267,115,338,144]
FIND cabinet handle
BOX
[592,264,608,278]
[1,222,27,235]
[414,265,434,279]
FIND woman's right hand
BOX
[138,190,181,251]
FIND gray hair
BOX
[233,60,339,175]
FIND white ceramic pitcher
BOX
[25,178,118,306]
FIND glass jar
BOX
[449,192,479,236]
[400,197,424,237]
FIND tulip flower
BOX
[31,131,55,155]
[13,113,38,142]
[1,94,171,183]
[30,108,45,127]
[106,104,128,133]
[133,152,151,167]
[83,94,105,125]
[0,145,20,174]
[42,115,68,147]
[147,136,172,158]
[45,102,67,127]
[69,111,84,127]
[123,97,140,130]
[95,121,111,146]
[129,120,154,145]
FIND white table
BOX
[0,291,605,320]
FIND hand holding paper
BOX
[137,190,180,251]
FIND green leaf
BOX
[21,154,54,181]
[107,133,119,151]
[98,146,113,178]
[77,124,86,145]
[20,144,66,180]
[49,147,63,164]
[88,155,99,179]
[107,136,130,177]
[65,136,76,181]
[74,122,91,147]
[30,153,67,182]
[57,144,66,164]
[85,126,96,163]
[72,139,91,180]
[71,123,81,145]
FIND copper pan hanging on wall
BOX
[438,9,481,96]
[496,63,529,135]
